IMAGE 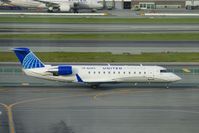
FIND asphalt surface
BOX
[0,40,199,47]
[0,87,199,133]
[1,40,199,53]
[0,63,199,133]
[1,23,199,33]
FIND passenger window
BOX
[144,72,146,74]
[123,72,125,74]
[103,71,105,74]
[108,71,110,74]
[129,72,131,74]
[88,71,90,74]
[139,72,141,74]
[118,71,120,74]
[94,71,96,74]
[113,72,115,74]
[98,71,100,74]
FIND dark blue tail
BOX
[13,48,45,69]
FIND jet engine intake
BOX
[58,65,72,75]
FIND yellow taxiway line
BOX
[2,88,194,133]
[0,92,99,133]
[0,88,155,133]
[0,103,15,133]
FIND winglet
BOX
[76,74,83,82]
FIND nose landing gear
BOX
[165,83,170,89]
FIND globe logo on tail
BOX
[22,52,44,69]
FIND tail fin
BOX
[12,48,45,69]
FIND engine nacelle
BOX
[58,65,72,75]
[59,3,71,12]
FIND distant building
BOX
[99,0,132,9]
[100,0,187,10]
[132,0,186,9]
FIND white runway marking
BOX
[145,13,199,16]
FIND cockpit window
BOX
[160,70,167,73]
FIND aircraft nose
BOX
[173,75,181,82]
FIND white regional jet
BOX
[13,48,181,88]
[1,0,103,13]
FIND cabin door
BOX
[148,71,154,81]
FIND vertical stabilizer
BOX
[13,48,45,69]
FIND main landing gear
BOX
[91,84,100,89]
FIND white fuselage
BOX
[7,0,102,10]
[23,65,181,84]
[8,0,46,8]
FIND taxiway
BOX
[0,23,199,33]
[0,87,199,133]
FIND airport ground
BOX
[0,63,199,133]
[0,8,199,133]
[0,14,199,54]
[0,17,198,59]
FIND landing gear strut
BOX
[73,3,79,13]
[166,83,170,89]
[73,8,78,13]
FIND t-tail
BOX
[13,48,45,69]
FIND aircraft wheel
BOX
[74,10,78,13]
[47,10,53,13]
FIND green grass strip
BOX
[0,33,199,41]
[1,52,199,62]
[0,17,199,24]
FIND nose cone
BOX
[172,75,181,82]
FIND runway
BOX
[0,40,199,47]
[1,40,199,53]
[1,23,199,33]
[0,87,199,133]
